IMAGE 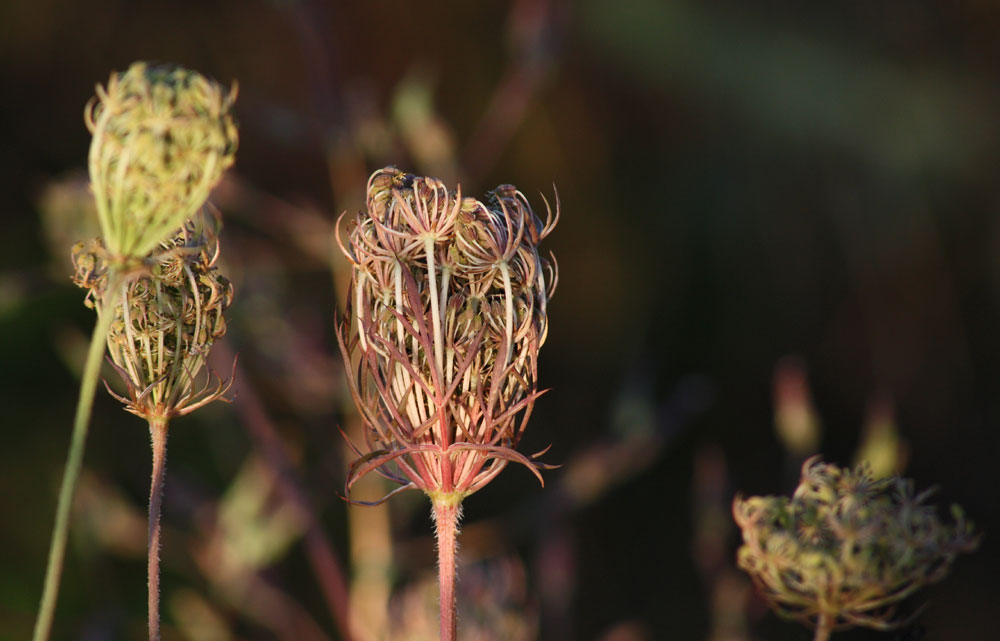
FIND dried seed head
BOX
[85,61,238,263]
[337,167,559,504]
[732,457,980,634]
[72,212,234,420]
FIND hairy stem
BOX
[147,416,169,641]
[433,498,462,641]
[33,273,123,641]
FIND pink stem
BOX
[147,417,169,641]
[433,499,462,641]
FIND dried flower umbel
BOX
[337,167,558,641]
[733,457,980,641]
[72,212,234,641]
[33,62,237,641]
[72,214,235,422]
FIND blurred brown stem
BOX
[462,65,546,183]
[215,340,354,641]
[461,0,560,183]
[147,416,169,641]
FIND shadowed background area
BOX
[1,1,999,640]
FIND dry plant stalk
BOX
[733,457,980,641]
[337,167,558,641]
[33,61,237,641]
[73,214,235,641]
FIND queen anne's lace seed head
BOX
[72,211,234,420]
[337,167,558,504]
[733,457,979,635]
[85,62,238,264]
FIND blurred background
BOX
[1,1,999,639]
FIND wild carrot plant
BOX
[33,62,237,641]
[733,457,979,641]
[73,213,235,640]
[336,167,558,641]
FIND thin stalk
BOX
[147,416,169,641]
[32,272,124,641]
[498,261,514,371]
[423,236,445,382]
[433,498,462,641]
[813,613,833,641]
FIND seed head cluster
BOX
[337,167,558,503]
[85,61,238,263]
[73,213,234,420]
[733,457,979,634]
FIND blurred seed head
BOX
[72,211,235,420]
[337,167,558,503]
[85,61,238,263]
[388,555,537,641]
[37,171,100,278]
[733,457,980,635]
[773,357,821,458]
[854,397,908,479]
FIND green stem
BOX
[147,417,169,641]
[433,497,462,641]
[32,272,123,641]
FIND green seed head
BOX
[85,61,238,263]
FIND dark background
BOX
[1,1,998,640]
